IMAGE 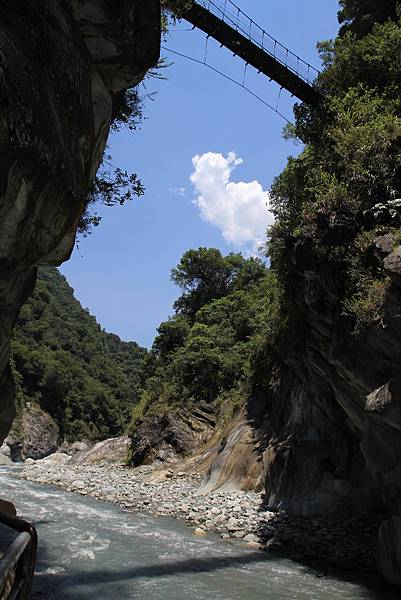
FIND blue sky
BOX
[61,0,340,348]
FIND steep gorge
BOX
[2,0,401,591]
[260,238,401,585]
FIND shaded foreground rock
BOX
[377,518,401,588]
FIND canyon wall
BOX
[0,0,160,443]
[260,238,401,585]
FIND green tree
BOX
[171,247,248,319]
[12,269,147,441]
[153,316,190,358]
[268,0,401,337]
[131,250,279,427]
[338,0,399,36]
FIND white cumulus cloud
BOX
[190,152,273,252]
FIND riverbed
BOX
[0,466,398,599]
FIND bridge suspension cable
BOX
[161,45,293,124]
[183,0,323,106]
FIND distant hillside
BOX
[11,268,147,441]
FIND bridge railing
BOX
[195,0,320,84]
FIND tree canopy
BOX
[269,0,401,335]
[171,248,266,319]
[338,0,399,36]
[12,269,147,441]
[131,248,279,426]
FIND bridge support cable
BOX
[161,45,293,124]
[183,0,323,106]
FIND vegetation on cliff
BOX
[269,0,401,337]
[79,0,191,236]
[131,248,280,426]
[11,269,146,441]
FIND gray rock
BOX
[70,437,131,465]
[375,234,394,256]
[42,453,70,464]
[243,533,259,543]
[71,480,86,489]
[231,530,246,539]
[0,443,10,457]
[6,403,59,461]
[384,246,401,276]
[210,507,221,515]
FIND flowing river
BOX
[0,467,397,600]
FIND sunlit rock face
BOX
[0,0,160,443]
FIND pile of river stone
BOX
[17,456,382,574]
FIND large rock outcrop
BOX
[131,403,264,493]
[6,402,59,461]
[70,436,131,465]
[0,1,160,443]
[131,405,217,467]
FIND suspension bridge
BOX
[182,0,323,107]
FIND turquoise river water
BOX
[0,467,398,600]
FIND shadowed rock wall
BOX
[0,0,160,443]
[259,239,401,585]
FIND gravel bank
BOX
[16,457,383,574]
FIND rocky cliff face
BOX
[131,401,265,494]
[0,1,160,443]
[258,236,401,585]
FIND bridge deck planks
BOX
[184,3,323,107]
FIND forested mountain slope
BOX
[11,269,146,441]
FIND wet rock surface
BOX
[17,457,384,576]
